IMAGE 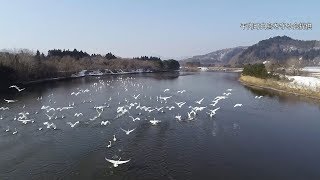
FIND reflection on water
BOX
[0,72,320,180]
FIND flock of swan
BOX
[0,76,263,168]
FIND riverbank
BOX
[239,75,320,100]
[181,67,243,72]
[21,69,177,85]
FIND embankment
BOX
[239,75,320,100]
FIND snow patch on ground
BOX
[88,70,103,76]
[71,70,87,77]
[286,75,320,90]
[71,69,154,78]
[198,67,208,71]
[301,66,320,73]
[219,52,226,60]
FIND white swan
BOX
[209,100,219,107]
[187,110,196,120]
[101,121,111,125]
[9,85,25,92]
[159,96,172,101]
[56,106,73,111]
[74,113,83,117]
[207,107,220,117]
[45,113,55,120]
[105,158,130,167]
[120,128,136,135]
[12,128,18,135]
[166,106,175,110]
[18,119,34,124]
[67,121,80,128]
[4,99,17,103]
[0,107,9,110]
[107,141,112,148]
[150,118,161,125]
[195,98,204,105]
[129,116,140,122]
[132,94,140,99]
[175,102,186,108]
[177,90,186,93]
[175,114,182,121]
[43,122,57,129]
[163,89,170,92]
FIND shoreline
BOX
[21,70,179,85]
[239,75,320,100]
[180,67,243,73]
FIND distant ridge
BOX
[181,36,320,67]
[180,46,247,66]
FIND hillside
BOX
[236,36,320,66]
[182,36,320,67]
[180,46,247,66]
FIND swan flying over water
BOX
[9,85,25,92]
[195,98,204,105]
[163,89,170,92]
[129,116,140,122]
[105,158,130,167]
[4,99,17,103]
[175,114,182,121]
[67,121,80,128]
[101,121,111,125]
[150,118,161,125]
[107,141,112,148]
[120,128,136,135]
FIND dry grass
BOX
[239,75,320,99]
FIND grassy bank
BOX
[239,75,320,100]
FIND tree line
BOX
[0,49,180,88]
[40,49,117,60]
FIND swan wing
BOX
[116,159,131,164]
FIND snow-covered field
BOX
[301,66,320,73]
[286,75,320,91]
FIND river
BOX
[0,72,320,180]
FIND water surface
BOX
[0,72,320,180]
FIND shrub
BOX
[242,63,268,78]
[163,59,180,70]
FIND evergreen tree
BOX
[35,50,41,61]
[105,52,116,60]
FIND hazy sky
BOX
[0,0,319,59]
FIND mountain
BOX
[236,36,320,66]
[182,36,320,67]
[180,46,247,66]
